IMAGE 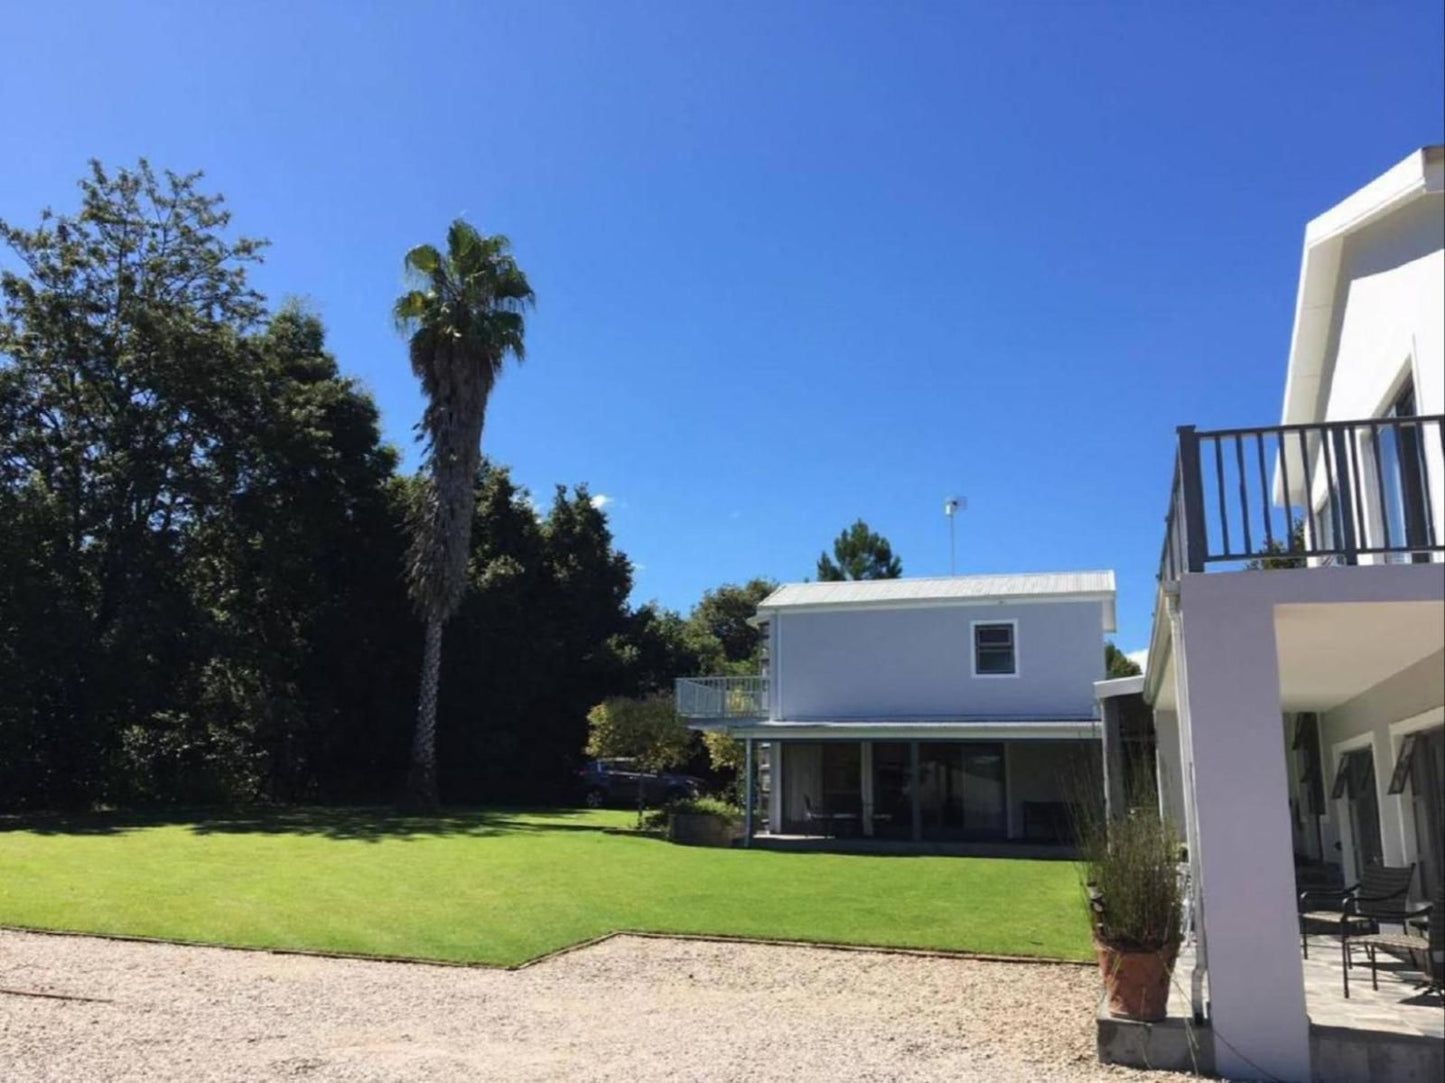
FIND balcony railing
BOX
[1158,415,1444,582]
[675,676,769,720]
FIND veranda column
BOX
[768,742,783,835]
[742,737,755,847]
[1175,578,1309,1081]
[1100,696,1126,821]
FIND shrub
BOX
[1080,808,1183,953]
[641,793,742,834]
[669,794,743,822]
[1069,750,1183,954]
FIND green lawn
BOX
[0,807,1091,966]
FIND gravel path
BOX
[0,928,1173,1082]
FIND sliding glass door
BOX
[872,742,912,839]
[961,745,1007,837]
[918,742,1006,840]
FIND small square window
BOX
[974,622,1016,676]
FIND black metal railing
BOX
[1158,415,1444,581]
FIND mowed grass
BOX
[0,807,1091,966]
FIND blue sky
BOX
[5,2,1443,654]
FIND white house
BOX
[677,570,1115,847]
[1137,147,1444,1081]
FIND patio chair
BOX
[802,795,834,838]
[1345,885,1443,999]
[1298,862,1414,964]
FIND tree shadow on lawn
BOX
[0,806,637,843]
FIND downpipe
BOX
[1165,585,1209,1025]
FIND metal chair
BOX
[1348,885,1443,999]
[1298,863,1415,961]
[802,795,833,837]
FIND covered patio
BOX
[1101,940,1443,1079]
[1133,564,1445,1079]
[748,728,1102,848]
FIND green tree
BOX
[686,578,777,673]
[0,162,415,809]
[0,160,268,805]
[190,307,412,802]
[1105,642,1142,679]
[1245,520,1308,570]
[393,221,534,808]
[816,519,903,581]
[614,602,706,695]
[586,695,695,825]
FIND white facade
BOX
[767,597,1107,721]
[681,571,1117,845]
[1141,148,1445,1082]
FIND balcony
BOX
[1158,415,1444,582]
[675,676,769,721]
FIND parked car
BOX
[577,758,704,808]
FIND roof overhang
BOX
[1278,147,1444,431]
[757,582,1117,634]
[696,718,1102,741]
[1094,674,1145,700]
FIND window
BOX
[1378,376,1431,563]
[972,622,1016,676]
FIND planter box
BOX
[668,812,741,847]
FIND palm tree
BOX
[394,221,534,808]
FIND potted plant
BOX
[1081,807,1184,1021]
[666,795,743,847]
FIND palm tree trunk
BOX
[407,615,444,809]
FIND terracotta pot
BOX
[1096,941,1177,1021]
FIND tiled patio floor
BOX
[1170,936,1443,1039]
[1300,933,1443,1038]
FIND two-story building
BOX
[677,570,1115,848]
[1125,147,1444,1082]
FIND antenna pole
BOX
[943,496,965,576]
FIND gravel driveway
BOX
[1,928,1171,1082]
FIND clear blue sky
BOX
[6,2,1444,654]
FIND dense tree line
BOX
[0,161,719,811]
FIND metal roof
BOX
[757,570,1117,631]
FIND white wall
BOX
[775,600,1104,720]
[1152,708,1188,833]
[1173,576,1311,1081]
[1319,194,1443,422]
[1303,193,1445,559]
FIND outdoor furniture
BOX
[1346,885,1443,999]
[802,795,859,837]
[1298,862,1415,965]
[802,795,833,836]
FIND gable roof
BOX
[756,570,1117,632]
[1279,145,1444,427]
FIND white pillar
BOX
[743,737,754,847]
[1176,579,1309,1081]
[768,742,783,834]
[1369,725,1408,867]
[1100,696,1126,821]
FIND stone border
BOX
[2,921,1092,973]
